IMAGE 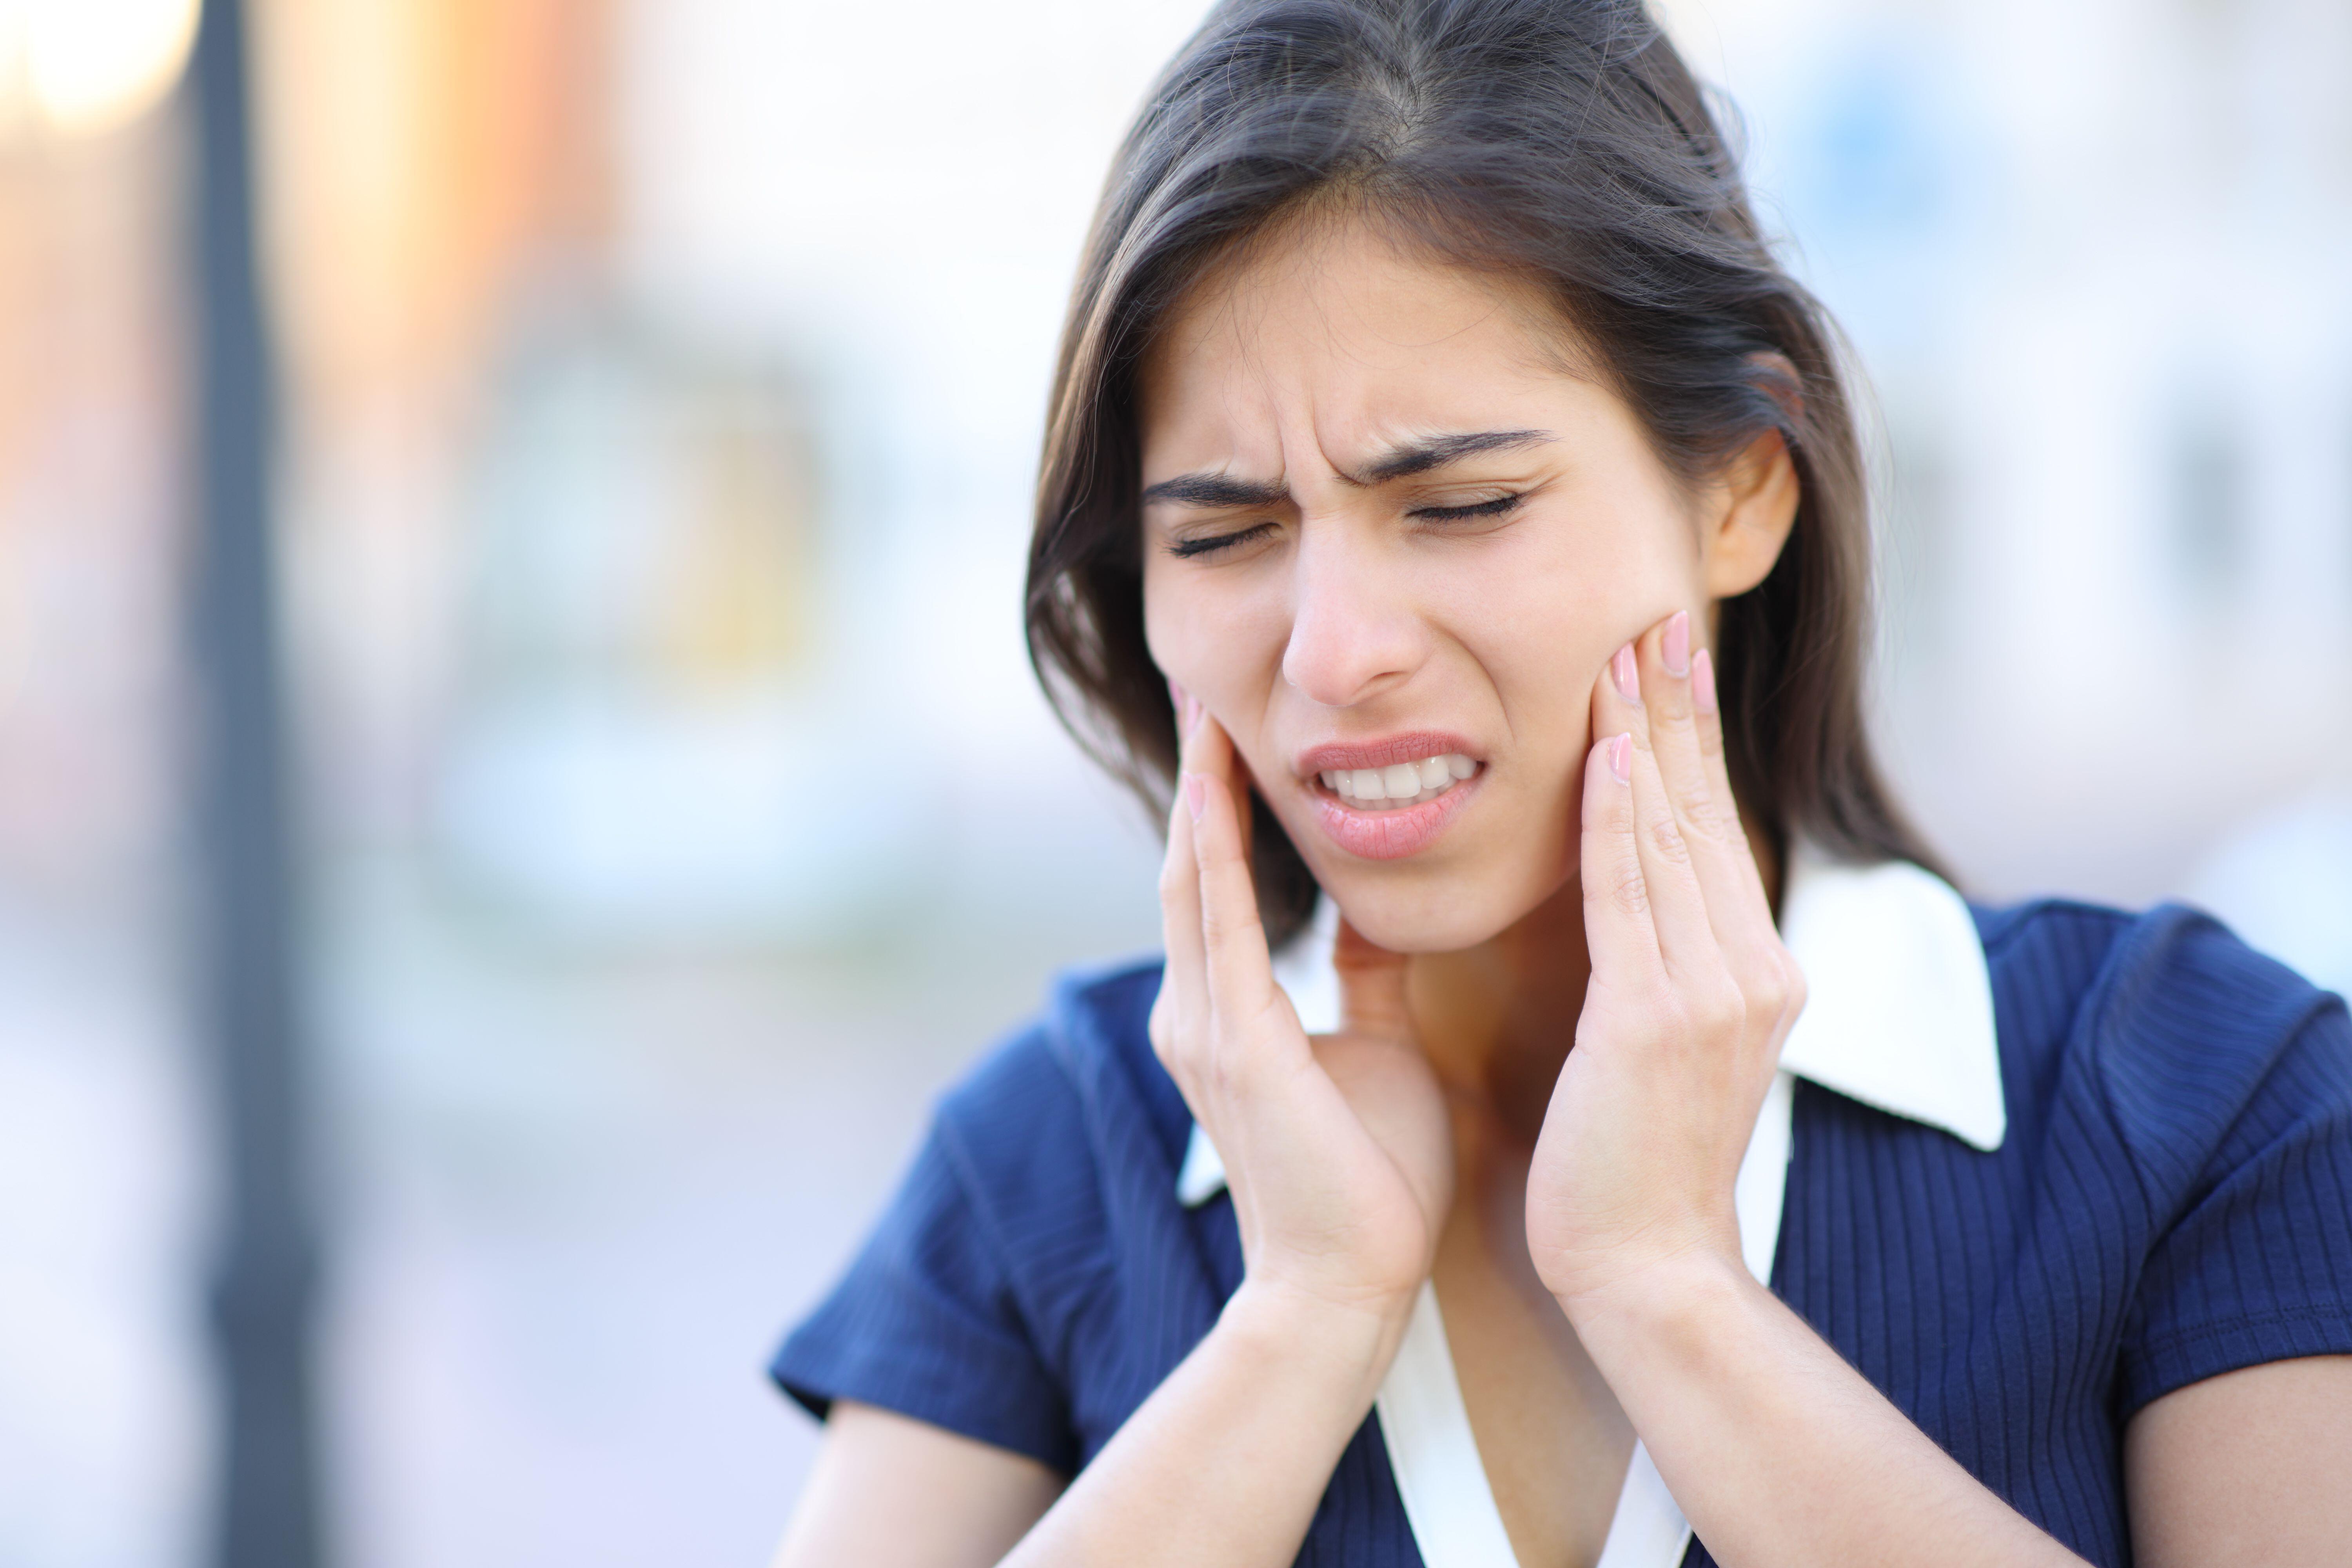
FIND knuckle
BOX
[1779,954,1809,1021]
[1197,900,1246,948]
[1710,982,1750,1039]
[1733,948,1786,1010]
[1643,806,1693,867]
[1151,1031,1176,1072]
[1679,788,1737,846]
[1609,859,1652,917]
[1147,995,1180,1059]
[1680,976,1744,1040]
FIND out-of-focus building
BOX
[1659,0,2352,911]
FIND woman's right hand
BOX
[1151,687,1455,1327]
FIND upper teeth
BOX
[1320,752,1477,809]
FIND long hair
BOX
[1026,0,1941,946]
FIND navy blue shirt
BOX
[774,901,2352,1565]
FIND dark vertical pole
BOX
[187,0,323,1565]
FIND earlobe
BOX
[1700,427,1800,600]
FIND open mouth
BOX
[1316,751,1479,812]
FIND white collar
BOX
[1169,849,2004,1568]
[1175,845,2002,1207]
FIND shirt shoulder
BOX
[928,955,1183,1205]
[769,955,1196,1468]
[1968,897,2352,1412]
[1973,897,2351,1187]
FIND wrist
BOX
[1218,1277,1417,1403]
[1553,1245,1759,1353]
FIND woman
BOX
[769,1,2352,1563]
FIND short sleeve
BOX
[771,1117,1077,1471]
[2117,995,2352,1416]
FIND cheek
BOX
[1141,563,1283,720]
[1429,548,1615,738]
[1464,606,1601,814]
[1429,506,1688,778]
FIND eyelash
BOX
[1408,492,1523,522]
[1166,524,1273,559]
[1165,493,1524,559]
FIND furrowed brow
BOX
[1359,429,1555,484]
[1139,472,1290,509]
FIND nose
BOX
[1279,523,1426,710]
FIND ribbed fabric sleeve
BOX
[2105,942,2352,1415]
[769,1028,1087,1470]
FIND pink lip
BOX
[1312,772,1483,860]
[1293,730,1483,777]
[1290,731,1488,861]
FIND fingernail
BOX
[1183,773,1207,820]
[1607,733,1632,783]
[1611,643,1641,706]
[1169,679,1193,737]
[1692,648,1717,715]
[1663,611,1690,678]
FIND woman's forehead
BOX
[1139,220,1596,456]
[1156,222,1566,379]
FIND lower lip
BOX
[1311,771,1483,860]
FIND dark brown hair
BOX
[1025,0,1940,946]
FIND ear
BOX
[1699,425,1800,600]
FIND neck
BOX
[1403,820,1783,1148]
[1405,875,1589,1147]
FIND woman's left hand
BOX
[1526,608,1807,1314]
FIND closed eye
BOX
[1408,493,1523,522]
[1165,522,1275,559]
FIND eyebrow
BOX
[1138,472,1290,509]
[1140,428,1555,508]
[1359,428,1554,483]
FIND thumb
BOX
[1333,917,1414,1040]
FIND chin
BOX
[1321,855,1571,956]
[1332,904,1500,955]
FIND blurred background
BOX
[2,0,2348,1563]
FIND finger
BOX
[1332,917,1412,1041]
[1226,739,1259,870]
[1688,644,1804,1042]
[1579,726,1664,984]
[1594,637,1716,982]
[1185,714,1290,1054]
[1637,614,1774,952]
[1155,754,1211,1089]
[1689,646,1774,917]
[1638,612,1732,860]
[1172,679,1252,860]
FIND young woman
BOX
[768,2,2352,1563]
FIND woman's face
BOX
[1138,217,1791,954]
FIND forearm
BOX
[1566,1255,2089,1568]
[1001,1282,1407,1568]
